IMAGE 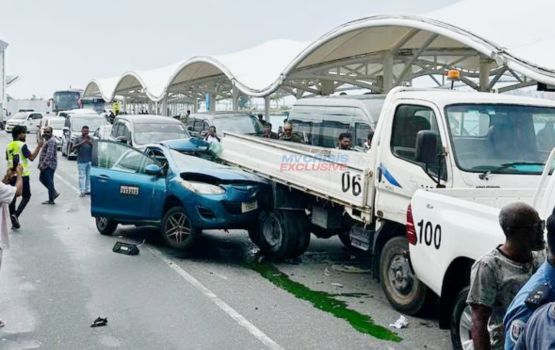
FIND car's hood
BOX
[53,130,63,138]
[7,119,24,125]
[172,152,265,184]
[161,138,209,153]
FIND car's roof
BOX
[115,114,183,124]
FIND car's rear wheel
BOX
[161,206,200,251]
[96,216,118,236]
[379,236,432,315]
[451,287,473,350]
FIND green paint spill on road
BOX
[248,262,402,342]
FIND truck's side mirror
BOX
[415,130,438,164]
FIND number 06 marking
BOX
[341,172,362,196]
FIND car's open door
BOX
[91,140,165,221]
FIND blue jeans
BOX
[77,162,91,194]
[39,167,57,202]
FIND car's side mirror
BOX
[187,126,193,131]
[145,163,162,176]
[415,130,438,164]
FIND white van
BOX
[288,95,384,148]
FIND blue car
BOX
[90,140,269,250]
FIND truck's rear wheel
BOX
[379,236,431,315]
[257,210,306,259]
[338,231,352,249]
[286,212,310,258]
[450,286,473,350]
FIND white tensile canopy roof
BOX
[84,0,555,103]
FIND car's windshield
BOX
[11,113,28,120]
[48,119,65,129]
[71,116,106,132]
[133,123,188,145]
[446,104,555,174]
[212,115,263,135]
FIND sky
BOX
[0,0,458,99]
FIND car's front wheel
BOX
[451,286,473,350]
[161,206,200,251]
[95,216,118,236]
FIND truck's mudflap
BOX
[350,226,374,251]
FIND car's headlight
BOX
[180,180,225,194]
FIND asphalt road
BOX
[0,131,450,350]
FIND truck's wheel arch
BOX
[438,257,474,329]
[372,220,405,279]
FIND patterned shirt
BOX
[39,137,57,170]
[467,247,544,349]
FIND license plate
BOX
[241,200,258,213]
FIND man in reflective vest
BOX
[5,125,43,229]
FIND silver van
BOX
[288,95,385,148]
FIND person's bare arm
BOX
[14,164,23,196]
[471,304,492,350]
[28,139,44,161]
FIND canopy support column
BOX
[161,96,168,116]
[232,86,239,112]
[479,57,493,92]
[208,93,215,112]
[383,51,394,93]
[264,96,270,122]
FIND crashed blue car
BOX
[90,140,268,250]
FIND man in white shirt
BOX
[204,126,220,144]
[0,164,23,327]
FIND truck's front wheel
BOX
[379,236,431,315]
[450,286,472,350]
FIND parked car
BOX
[5,111,43,133]
[57,108,98,119]
[183,112,263,138]
[90,140,269,250]
[61,113,109,159]
[110,115,188,149]
[38,116,65,149]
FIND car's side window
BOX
[96,141,156,174]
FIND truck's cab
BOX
[370,88,555,332]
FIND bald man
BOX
[467,202,546,350]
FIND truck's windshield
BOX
[446,104,555,174]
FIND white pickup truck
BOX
[219,87,555,329]
[409,150,555,349]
